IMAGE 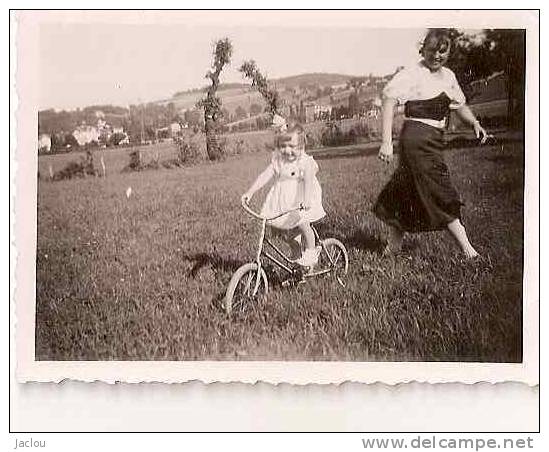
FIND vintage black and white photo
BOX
[14,10,539,384]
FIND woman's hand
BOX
[378,142,394,163]
[473,121,489,144]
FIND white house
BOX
[38,134,51,153]
[169,122,182,136]
[73,124,100,146]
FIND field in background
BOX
[35,138,524,362]
[38,129,275,176]
[39,94,509,179]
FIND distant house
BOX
[313,104,332,121]
[169,122,182,136]
[73,124,100,146]
[119,135,130,145]
[303,103,317,123]
[331,83,347,91]
[38,134,51,153]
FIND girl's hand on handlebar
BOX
[241,193,252,205]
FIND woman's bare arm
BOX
[455,105,489,143]
[378,97,397,162]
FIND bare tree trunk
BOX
[199,38,232,161]
[205,118,221,160]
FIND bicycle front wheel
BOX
[318,238,349,283]
[224,263,269,315]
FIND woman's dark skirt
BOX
[373,120,462,232]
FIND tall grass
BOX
[35,141,524,361]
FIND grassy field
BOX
[38,129,275,177]
[36,139,524,362]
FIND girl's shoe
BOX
[296,246,321,267]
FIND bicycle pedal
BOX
[302,265,316,275]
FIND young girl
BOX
[242,120,326,267]
[374,28,488,259]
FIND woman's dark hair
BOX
[419,28,452,55]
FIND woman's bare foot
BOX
[463,245,480,259]
[384,226,404,254]
[447,219,480,260]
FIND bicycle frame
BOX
[242,201,336,295]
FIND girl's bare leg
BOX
[297,222,315,251]
[295,222,320,266]
[447,218,479,258]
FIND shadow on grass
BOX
[333,228,386,254]
[340,227,422,256]
[181,252,246,278]
[313,144,378,161]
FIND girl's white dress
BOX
[260,151,326,230]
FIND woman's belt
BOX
[404,92,451,121]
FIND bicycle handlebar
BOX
[241,199,304,221]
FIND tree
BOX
[347,76,367,118]
[234,105,247,121]
[348,92,360,118]
[166,102,177,122]
[347,76,367,92]
[184,109,202,128]
[196,38,233,160]
[239,60,281,118]
[446,29,495,96]
[446,29,526,131]
[322,86,333,97]
[483,29,525,132]
[220,107,232,124]
[249,102,263,116]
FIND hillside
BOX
[271,72,353,88]
[159,72,357,113]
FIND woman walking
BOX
[374,28,488,258]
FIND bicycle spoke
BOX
[243,273,253,296]
[325,246,341,268]
[233,273,251,312]
[332,249,342,266]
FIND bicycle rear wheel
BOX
[224,263,269,315]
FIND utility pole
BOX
[140,103,144,144]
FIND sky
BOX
[39,23,428,110]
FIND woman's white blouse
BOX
[383,61,466,122]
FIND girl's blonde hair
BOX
[274,121,307,148]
